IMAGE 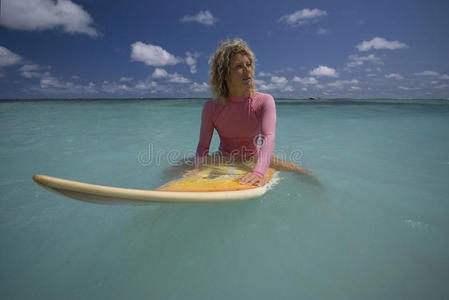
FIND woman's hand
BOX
[238,172,264,186]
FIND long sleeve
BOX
[195,101,214,166]
[252,95,276,176]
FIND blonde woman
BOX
[195,39,314,186]
[195,39,274,186]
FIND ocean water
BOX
[0,98,448,299]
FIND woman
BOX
[195,39,314,186]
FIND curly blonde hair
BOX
[209,39,256,105]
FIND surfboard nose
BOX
[33,174,43,184]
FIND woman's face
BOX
[226,53,253,96]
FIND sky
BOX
[0,0,448,99]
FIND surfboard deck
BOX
[33,164,278,204]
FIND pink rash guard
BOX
[195,91,276,177]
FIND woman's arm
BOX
[239,95,276,186]
[253,94,276,176]
[270,157,321,185]
[195,101,214,167]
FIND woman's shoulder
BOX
[253,92,275,108]
[254,91,275,102]
[204,98,220,107]
[202,99,222,114]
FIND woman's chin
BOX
[241,82,251,90]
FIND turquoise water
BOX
[1,98,448,299]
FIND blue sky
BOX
[1,0,448,99]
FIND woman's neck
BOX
[229,88,250,98]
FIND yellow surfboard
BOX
[33,163,278,204]
[157,165,276,192]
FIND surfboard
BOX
[33,164,278,204]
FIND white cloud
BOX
[35,73,157,96]
[258,72,273,77]
[0,45,22,68]
[413,70,439,76]
[257,76,293,91]
[271,76,287,85]
[0,0,98,36]
[134,80,158,91]
[356,37,408,51]
[100,79,163,95]
[168,73,190,84]
[19,64,51,78]
[274,67,294,74]
[284,86,294,92]
[39,73,81,91]
[309,65,338,77]
[180,10,218,26]
[16,65,96,96]
[28,71,195,96]
[152,68,190,83]
[398,86,411,90]
[317,28,328,35]
[440,74,449,80]
[347,54,382,68]
[152,68,169,78]
[292,76,318,85]
[99,80,136,93]
[190,82,209,93]
[37,74,99,96]
[34,79,97,95]
[385,73,404,80]
[255,79,267,85]
[328,79,359,88]
[40,75,64,89]
[131,42,181,67]
[105,84,131,93]
[185,52,200,74]
[434,84,448,89]
[279,8,327,26]
[119,77,133,82]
